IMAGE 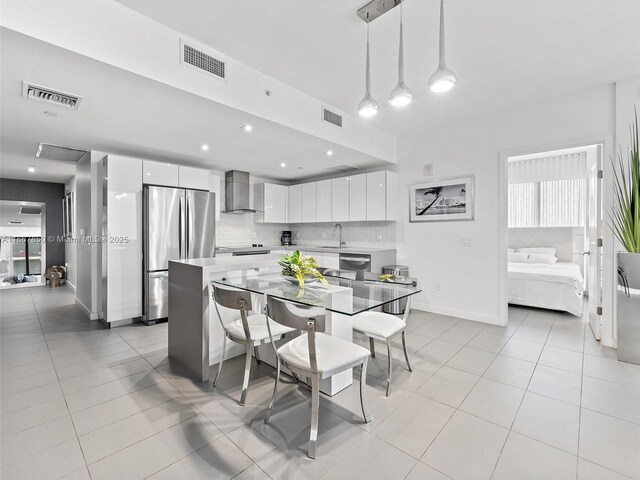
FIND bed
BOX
[508,261,584,316]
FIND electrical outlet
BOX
[376,232,382,241]
[458,237,472,247]
[435,282,442,292]
[424,163,434,176]
[296,231,301,239]
[322,232,327,239]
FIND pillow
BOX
[508,252,529,263]
[507,248,516,253]
[518,247,556,255]
[526,253,558,264]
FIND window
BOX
[509,179,585,228]
[9,237,42,275]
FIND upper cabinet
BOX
[366,170,399,221]
[316,179,332,222]
[143,160,178,187]
[348,173,367,222]
[255,183,287,223]
[301,183,317,223]
[331,177,350,222]
[288,184,302,224]
[179,166,210,191]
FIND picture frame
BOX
[409,176,474,222]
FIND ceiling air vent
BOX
[19,207,42,215]
[22,82,82,110]
[36,143,88,163]
[180,39,226,80]
[322,107,343,128]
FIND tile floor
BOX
[1,286,640,479]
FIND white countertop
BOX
[270,245,396,255]
[169,254,282,270]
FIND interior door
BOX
[186,189,216,259]
[587,145,603,339]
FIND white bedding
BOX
[508,261,584,316]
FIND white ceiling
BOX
[0,203,42,228]
[116,0,640,136]
[0,29,386,184]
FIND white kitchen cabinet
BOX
[366,171,388,221]
[321,252,340,269]
[331,177,350,222]
[288,184,302,224]
[143,160,178,187]
[316,179,332,223]
[254,183,287,223]
[385,171,398,221]
[301,182,317,223]
[104,155,142,323]
[209,174,222,221]
[179,166,210,191]
[348,173,367,221]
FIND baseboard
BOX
[412,302,501,326]
[108,317,141,328]
[75,298,100,320]
[66,282,76,292]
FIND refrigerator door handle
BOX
[185,192,190,259]
[178,195,183,259]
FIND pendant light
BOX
[358,13,379,117]
[428,0,457,93]
[389,0,413,107]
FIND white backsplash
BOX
[289,222,396,248]
[216,213,286,247]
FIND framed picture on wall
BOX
[62,192,73,237]
[409,176,474,222]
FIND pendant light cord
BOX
[398,0,404,83]
[365,13,371,94]
[439,0,446,67]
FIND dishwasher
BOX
[339,253,371,280]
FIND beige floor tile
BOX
[577,458,632,480]
[416,365,479,408]
[459,378,524,428]
[422,411,508,480]
[1,415,76,465]
[445,346,496,376]
[500,337,544,363]
[538,345,583,374]
[528,364,582,405]
[466,332,509,353]
[492,432,576,480]
[1,438,86,480]
[405,462,451,480]
[483,354,535,389]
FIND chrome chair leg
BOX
[360,357,372,423]
[385,338,392,397]
[265,358,281,424]
[239,344,252,406]
[308,374,320,459]
[369,337,376,357]
[212,336,227,388]
[254,345,262,365]
[401,330,412,372]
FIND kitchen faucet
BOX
[334,223,345,248]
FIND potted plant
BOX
[278,250,329,288]
[612,108,640,364]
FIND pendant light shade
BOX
[389,1,413,107]
[358,17,379,117]
[428,0,456,93]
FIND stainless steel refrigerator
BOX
[143,185,216,324]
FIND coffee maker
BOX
[281,231,292,246]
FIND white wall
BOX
[397,85,615,326]
[64,176,76,290]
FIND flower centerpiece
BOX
[278,250,329,288]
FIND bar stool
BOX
[353,297,413,397]
[263,295,372,459]
[211,285,295,406]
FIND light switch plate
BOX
[424,163,434,176]
[322,232,327,239]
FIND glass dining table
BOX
[211,269,421,316]
[211,268,421,395]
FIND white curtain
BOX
[508,152,586,228]
[0,237,12,276]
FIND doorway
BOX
[502,142,604,339]
[0,200,46,288]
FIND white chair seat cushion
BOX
[226,314,295,341]
[352,311,406,339]
[277,333,370,374]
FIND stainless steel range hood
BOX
[224,170,260,213]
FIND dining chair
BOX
[211,284,295,406]
[323,270,413,396]
[263,295,372,459]
[353,295,413,397]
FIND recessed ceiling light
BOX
[43,111,58,117]
[200,144,209,151]
[242,124,253,132]
[326,150,334,156]
[280,162,286,167]
[297,167,304,170]
[27,166,36,173]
